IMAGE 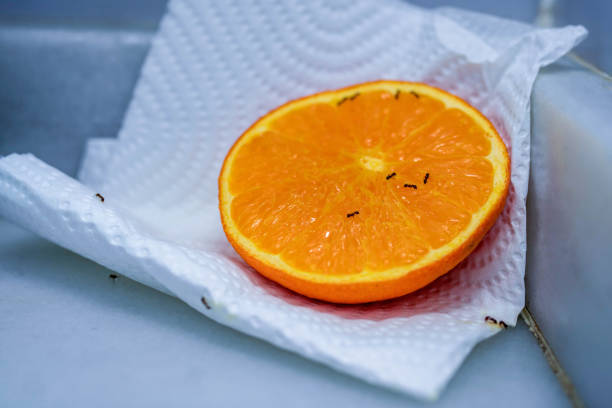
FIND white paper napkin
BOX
[0,0,585,400]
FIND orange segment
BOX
[228,130,354,195]
[393,156,494,212]
[219,80,510,303]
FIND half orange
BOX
[219,81,510,303]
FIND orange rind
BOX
[219,81,510,303]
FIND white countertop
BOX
[0,219,568,407]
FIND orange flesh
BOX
[220,81,509,303]
[230,90,493,272]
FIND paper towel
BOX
[0,0,586,399]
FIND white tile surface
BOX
[0,219,568,407]
[528,59,612,407]
[0,1,587,396]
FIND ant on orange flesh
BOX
[219,81,510,304]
